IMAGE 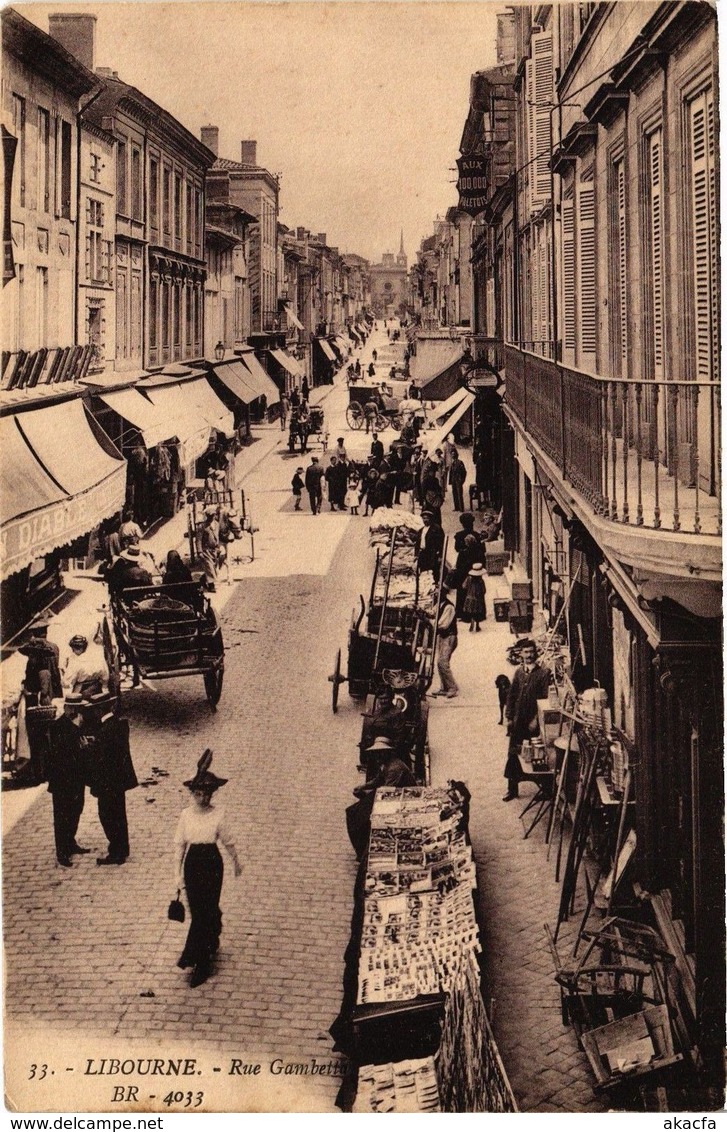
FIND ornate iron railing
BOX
[505,345,721,537]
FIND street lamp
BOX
[214,341,225,362]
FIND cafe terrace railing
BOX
[505,344,721,538]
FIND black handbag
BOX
[167,890,185,923]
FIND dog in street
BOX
[495,674,511,724]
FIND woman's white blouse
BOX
[175,805,234,848]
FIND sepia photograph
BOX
[0,0,723,1119]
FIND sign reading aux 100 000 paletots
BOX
[456,155,488,216]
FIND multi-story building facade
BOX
[204,133,279,337]
[78,115,116,373]
[204,201,254,357]
[466,2,721,1093]
[2,8,98,367]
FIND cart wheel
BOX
[376,412,389,431]
[391,413,403,431]
[328,647,343,713]
[346,404,364,430]
[204,665,224,710]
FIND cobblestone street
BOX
[4,333,604,1114]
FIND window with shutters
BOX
[149,158,159,236]
[149,277,158,350]
[577,173,596,363]
[527,29,553,217]
[38,108,50,212]
[57,119,72,219]
[163,166,172,238]
[687,87,717,384]
[608,154,627,376]
[130,147,142,221]
[116,138,127,217]
[86,198,106,283]
[12,94,25,208]
[645,131,664,379]
[562,190,576,355]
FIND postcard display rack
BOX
[337,784,517,1113]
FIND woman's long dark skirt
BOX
[180,843,223,969]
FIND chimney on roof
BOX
[48,14,96,71]
[96,67,118,79]
[317,233,327,245]
[296,227,306,241]
[200,125,219,156]
[240,140,257,166]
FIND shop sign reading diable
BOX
[456,155,488,217]
[1,468,127,581]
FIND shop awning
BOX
[335,336,350,358]
[189,379,235,437]
[236,348,281,406]
[140,380,212,466]
[284,304,304,331]
[423,391,475,452]
[212,361,260,406]
[96,386,174,449]
[316,338,337,363]
[431,385,470,423]
[349,328,362,345]
[269,348,304,381]
[2,400,127,581]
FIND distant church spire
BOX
[399,228,405,256]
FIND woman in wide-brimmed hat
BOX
[463,562,487,631]
[174,750,241,987]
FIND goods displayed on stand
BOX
[332,784,517,1113]
[330,508,446,785]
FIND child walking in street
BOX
[291,467,304,511]
[346,470,360,515]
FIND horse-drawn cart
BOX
[106,581,224,709]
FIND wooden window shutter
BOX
[562,195,576,351]
[577,181,596,358]
[648,132,663,378]
[530,29,553,214]
[616,158,628,373]
[689,89,717,382]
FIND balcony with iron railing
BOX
[504,344,721,578]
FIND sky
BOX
[19,0,499,262]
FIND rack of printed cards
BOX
[339,783,516,1112]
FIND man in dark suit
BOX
[47,696,89,867]
[417,510,445,576]
[85,693,138,865]
[503,640,551,800]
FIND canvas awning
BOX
[284,304,304,331]
[97,386,175,449]
[236,349,280,406]
[316,338,337,363]
[212,361,260,406]
[335,336,350,358]
[1,400,126,580]
[422,391,475,452]
[431,385,470,422]
[188,379,235,437]
[140,380,212,466]
[269,348,304,381]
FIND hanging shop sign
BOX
[456,155,488,216]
